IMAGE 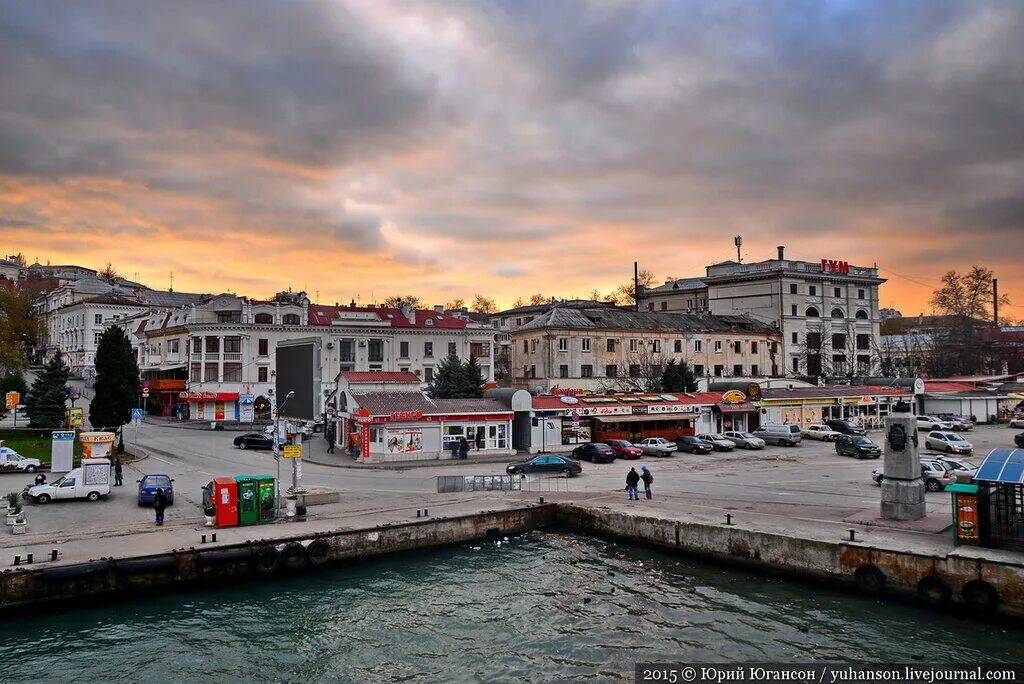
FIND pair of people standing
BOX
[625,466,653,501]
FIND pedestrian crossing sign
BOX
[131,408,144,421]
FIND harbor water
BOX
[2,532,1022,682]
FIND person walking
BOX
[640,465,653,500]
[153,488,167,526]
[113,458,123,487]
[326,426,336,454]
[625,467,640,501]
[458,436,470,460]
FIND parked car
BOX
[924,431,973,455]
[571,443,616,463]
[1016,432,1024,449]
[722,431,764,450]
[802,425,840,441]
[234,432,275,450]
[835,434,882,459]
[606,440,642,460]
[872,459,954,492]
[0,447,42,473]
[637,437,677,457]
[943,415,973,431]
[137,474,175,506]
[916,415,952,431]
[506,455,582,477]
[676,436,712,455]
[1009,417,1024,429]
[753,424,803,446]
[29,458,111,504]
[825,419,866,436]
[694,433,736,452]
[936,456,978,478]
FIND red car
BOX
[607,439,642,459]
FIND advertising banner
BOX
[5,391,19,410]
[239,395,255,423]
[386,428,423,454]
[215,401,225,421]
[68,407,84,427]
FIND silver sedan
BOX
[722,431,766,450]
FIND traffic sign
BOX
[142,388,150,398]
[5,391,19,410]
[283,445,302,459]
[131,408,144,421]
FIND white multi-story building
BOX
[130,294,499,421]
[640,246,885,379]
[510,306,783,393]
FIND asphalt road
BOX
[3,418,1021,538]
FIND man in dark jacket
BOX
[625,467,640,501]
[640,465,653,499]
[113,458,123,486]
[458,437,470,460]
[153,488,168,526]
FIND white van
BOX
[753,424,803,447]
[28,458,111,504]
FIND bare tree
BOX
[528,293,549,306]
[471,294,497,314]
[99,262,120,280]
[596,341,667,393]
[511,297,525,308]
[445,297,466,310]
[931,266,1008,321]
[383,295,422,309]
[615,269,656,307]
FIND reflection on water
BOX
[2,533,1021,683]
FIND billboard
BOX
[275,338,321,420]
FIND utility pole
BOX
[993,278,999,327]
[633,261,640,312]
[274,390,295,511]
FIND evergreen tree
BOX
[659,359,699,393]
[89,326,140,431]
[457,355,485,398]
[0,370,28,396]
[431,353,464,399]
[24,354,70,428]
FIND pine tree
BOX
[24,354,70,428]
[660,359,699,393]
[432,353,464,399]
[0,370,28,396]
[89,326,140,431]
[457,355,485,398]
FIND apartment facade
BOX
[130,294,497,419]
[510,307,782,393]
[640,246,885,379]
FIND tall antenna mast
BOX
[169,272,174,292]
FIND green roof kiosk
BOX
[235,476,259,526]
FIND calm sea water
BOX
[2,533,1021,683]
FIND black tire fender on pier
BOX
[853,564,886,594]
[281,542,307,570]
[254,546,281,574]
[306,539,331,567]
[917,575,952,607]
[961,580,999,613]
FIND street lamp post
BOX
[274,390,295,512]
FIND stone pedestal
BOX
[880,413,925,520]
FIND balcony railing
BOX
[223,352,242,361]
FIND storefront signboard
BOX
[390,410,424,421]
[631,405,649,415]
[722,390,747,404]
[385,428,423,454]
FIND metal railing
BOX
[436,474,572,493]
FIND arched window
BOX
[283,313,301,325]
[254,313,273,324]
[805,307,820,318]
[855,309,869,320]
[831,307,845,319]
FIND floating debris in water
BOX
[583,597,592,604]
[797,626,809,633]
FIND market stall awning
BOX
[159,363,187,371]
[594,414,694,424]
[713,402,756,414]
[975,448,1024,484]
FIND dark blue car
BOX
[138,474,174,506]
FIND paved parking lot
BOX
[2,422,1020,541]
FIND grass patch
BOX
[0,429,85,463]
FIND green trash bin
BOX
[235,476,259,526]
[254,475,277,523]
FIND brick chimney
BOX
[777,245,785,261]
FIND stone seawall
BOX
[0,504,557,611]
[558,504,1024,619]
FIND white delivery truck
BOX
[28,458,111,504]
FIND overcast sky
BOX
[2,1,1022,314]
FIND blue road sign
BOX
[131,408,144,420]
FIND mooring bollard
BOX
[201,534,207,544]
[539,497,545,504]
[212,533,217,542]
[26,553,33,564]
[416,510,421,518]
[13,555,20,566]
[848,528,857,542]
[424,508,428,516]
[725,513,733,525]
[51,549,59,561]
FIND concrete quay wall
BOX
[558,504,1024,619]
[0,504,557,612]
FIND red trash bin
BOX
[212,476,239,528]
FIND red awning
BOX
[182,391,240,401]
[713,402,756,414]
